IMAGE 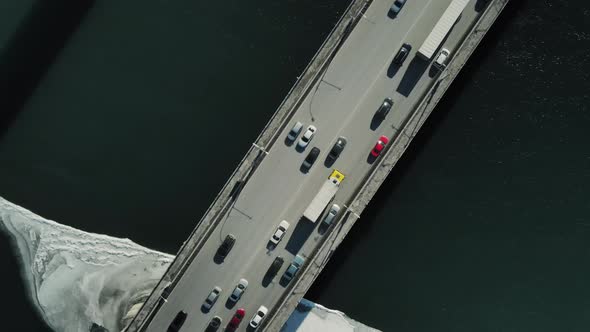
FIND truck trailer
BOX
[303,169,345,223]
[417,0,469,60]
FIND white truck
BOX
[417,0,470,60]
[303,169,345,223]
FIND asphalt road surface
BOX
[145,0,482,331]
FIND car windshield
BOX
[395,0,404,5]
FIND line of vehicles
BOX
[177,170,346,332]
[390,0,470,70]
[167,2,474,331]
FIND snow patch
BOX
[0,196,381,332]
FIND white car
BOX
[229,278,248,302]
[249,305,268,329]
[434,48,450,69]
[322,204,341,226]
[270,220,290,246]
[297,125,317,149]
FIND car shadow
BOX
[213,252,225,265]
[284,137,295,146]
[323,157,335,168]
[261,274,274,288]
[367,153,377,164]
[475,0,489,12]
[317,221,330,235]
[428,63,441,78]
[299,163,311,174]
[266,241,277,251]
[386,11,398,19]
[386,60,402,78]
[396,56,428,97]
[295,144,307,153]
[278,276,291,288]
[225,298,236,310]
[370,114,385,131]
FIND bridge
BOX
[125,0,509,331]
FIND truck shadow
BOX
[284,217,317,256]
[396,56,428,97]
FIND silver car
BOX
[287,121,303,141]
[322,204,341,226]
[390,0,407,14]
[229,279,248,302]
[202,286,221,311]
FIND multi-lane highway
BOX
[143,0,486,331]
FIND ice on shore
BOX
[282,299,380,332]
[0,196,380,332]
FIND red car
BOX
[227,308,245,331]
[371,135,389,157]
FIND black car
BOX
[267,256,284,278]
[168,311,187,332]
[393,43,411,64]
[376,98,393,118]
[302,147,320,169]
[216,234,236,259]
[206,316,222,332]
[328,137,347,161]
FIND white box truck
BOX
[417,0,469,60]
[303,169,345,223]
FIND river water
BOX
[1,0,589,331]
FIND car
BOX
[216,234,236,259]
[229,278,249,302]
[434,48,450,69]
[206,316,222,331]
[283,255,305,283]
[322,204,341,226]
[371,135,389,157]
[327,137,347,161]
[227,308,246,331]
[269,220,290,246]
[266,256,284,278]
[393,43,412,64]
[249,306,269,329]
[202,286,222,311]
[302,147,320,169]
[376,98,393,119]
[167,311,187,332]
[297,125,317,149]
[287,121,303,141]
[389,0,407,14]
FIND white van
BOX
[434,48,450,69]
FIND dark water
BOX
[0,0,589,331]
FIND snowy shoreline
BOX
[0,196,380,332]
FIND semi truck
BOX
[303,169,345,223]
[417,0,470,60]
